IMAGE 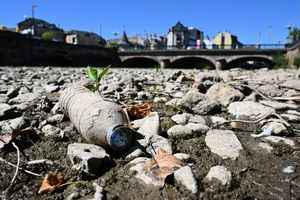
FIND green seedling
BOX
[85,66,111,94]
[154,64,161,73]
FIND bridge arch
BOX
[225,55,274,69]
[120,56,161,68]
[169,56,216,69]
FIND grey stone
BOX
[167,123,209,138]
[188,115,206,125]
[205,165,232,185]
[47,114,64,123]
[9,93,40,105]
[206,83,244,107]
[171,113,190,125]
[260,100,298,110]
[257,142,273,153]
[261,121,288,135]
[258,85,284,97]
[210,116,227,126]
[192,99,221,115]
[0,94,8,103]
[178,88,206,108]
[42,124,64,137]
[205,129,243,160]
[174,153,191,161]
[153,96,167,103]
[6,86,20,99]
[137,112,160,138]
[67,143,110,175]
[281,114,300,122]
[174,166,198,194]
[0,103,13,118]
[228,101,274,120]
[262,136,295,147]
[44,84,60,93]
[281,80,300,91]
[0,116,27,134]
[146,135,172,154]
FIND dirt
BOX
[0,67,300,200]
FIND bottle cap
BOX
[106,125,132,150]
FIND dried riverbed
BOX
[0,67,300,200]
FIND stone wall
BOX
[0,31,118,66]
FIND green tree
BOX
[287,26,300,44]
[272,54,288,68]
[294,56,300,68]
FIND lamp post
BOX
[31,5,37,35]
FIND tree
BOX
[272,54,288,68]
[287,26,300,44]
[294,56,300,68]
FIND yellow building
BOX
[213,32,241,49]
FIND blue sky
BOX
[1,0,299,44]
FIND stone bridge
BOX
[118,48,287,69]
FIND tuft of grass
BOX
[272,54,288,69]
[294,56,300,68]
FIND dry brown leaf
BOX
[127,103,152,120]
[144,148,183,181]
[38,172,64,194]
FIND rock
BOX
[174,166,198,194]
[153,96,167,103]
[167,125,192,137]
[165,99,180,106]
[205,165,232,185]
[257,142,273,153]
[210,116,227,126]
[146,135,172,154]
[67,143,110,175]
[205,129,243,160]
[260,100,298,110]
[167,123,209,138]
[137,112,160,138]
[47,114,64,123]
[258,85,284,97]
[192,99,221,115]
[171,113,190,125]
[129,157,164,187]
[125,148,144,160]
[188,115,206,125]
[44,84,60,93]
[174,153,190,161]
[9,93,40,105]
[0,94,8,103]
[281,114,300,122]
[0,103,13,119]
[206,83,244,107]
[6,86,20,99]
[261,121,288,135]
[228,101,274,120]
[93,182,104,200]
[42,124,64,137]
[185,123,209,133]
[262,136,295,147]
[0,116,27,134]
[281,80,300,91]
[178,88,206,108]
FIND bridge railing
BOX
[119,44,287,51]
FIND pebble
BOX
[67,143,110,175]
[174,166,198,193]
[205,129,243,160]
[205,165,232,185]
[171,113,190,125]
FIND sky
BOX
[0,0,299,44]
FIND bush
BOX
[294,56,300,68]
[272,54,288,68]
[42,31,56,41]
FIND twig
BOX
[0,157,41,177]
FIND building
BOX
[65,30,106,47]
[17,18,64,42]
[167,22,204,49]
[213,32,242,49]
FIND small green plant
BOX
[272,54,288,68]
[85,66,111,93]
[294,56,300,68]
[154,64,161,73]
